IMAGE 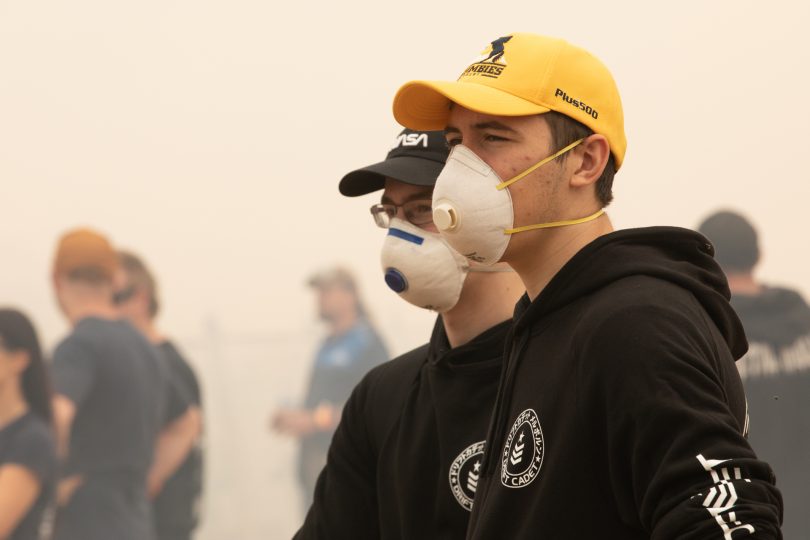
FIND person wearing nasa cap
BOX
[295,128,523,539]
[394,34,782,538]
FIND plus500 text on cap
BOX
[393,33,626,169]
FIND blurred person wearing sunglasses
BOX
[0,309,57,540]
[115,251,204,540]
[272,266,389,514]
[295,129,523,539]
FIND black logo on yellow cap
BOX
[460,36,513,80]
[555,88,599,119]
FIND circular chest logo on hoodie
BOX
[501,408,544,488]
[448,440,485,511]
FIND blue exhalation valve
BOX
[384,268,408,293]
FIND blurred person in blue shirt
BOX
[271,267,388,511]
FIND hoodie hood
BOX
[732,286,810,350]
[427,315,511,371]
[514,226,748,360]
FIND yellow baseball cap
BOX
[393,33,627,169]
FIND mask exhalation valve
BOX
[433,203,458,232]
[384,268,409,293]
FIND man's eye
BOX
[484,134,508,143]
[446,138,462,148]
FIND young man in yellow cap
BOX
[49,229,192,540]
[393,34,783,538]
[296,129,524,539]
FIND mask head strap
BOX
[505,209,605,235]
[496,138,585,191]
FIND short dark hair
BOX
[543,111,616,207]
[118,251,160,318]
[697,210,760,273]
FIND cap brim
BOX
[393,80,551,130]
[339,156,444,197]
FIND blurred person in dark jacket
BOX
[271,267,388,512]
[115,250,204,540]
[700,209,810,538]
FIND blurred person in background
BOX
[699,209,810,538]
[296,129,524,539]
[114,250,204,540]
[271,267,388,513]
[48,228,191,540]
[0,309,57,540]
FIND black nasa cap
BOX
[338,129,449,197]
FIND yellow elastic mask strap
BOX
[496,138,585,191]
[505,209,605,235]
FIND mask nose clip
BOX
[433,203,459,232]
[384,268,408,293]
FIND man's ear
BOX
[569,134,610,189]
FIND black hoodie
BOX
[467,227,783,540]
[296,317,510,540]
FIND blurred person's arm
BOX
[271,403,340,438]
[147,406,202,498]
[50,338,102,506]
[0,465,41,538]
[51,394,75,459]
[51,395,84,506]
[0,417,57,535]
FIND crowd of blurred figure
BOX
[1,230,204,540]
[2,212,809,538]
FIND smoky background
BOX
[1,0,808,537]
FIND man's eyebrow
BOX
[473,121,517,133]
[443,122,518,136]
[381,189,434,205]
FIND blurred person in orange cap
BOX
[0,308,57,540]
[393,33,782,538]
[114,250,204,540]
[49,228,190,540]
[271,266,388,514]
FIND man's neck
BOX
[65,301,118,326]
[329,310,359,337]
[726,273,762,296]
[509,213,614,300]
[130,317,165,345]
[442,269,524,348]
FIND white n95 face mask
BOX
[380,218,470,313]
[432,140,604,265]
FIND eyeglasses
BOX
[370,199,433,229]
